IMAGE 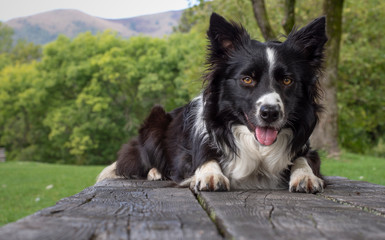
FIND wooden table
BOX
[1,176,385,239]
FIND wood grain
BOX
[199,177,385,240]
[1,177,384,240]
[0,179,221,240]
[322,176,385,214]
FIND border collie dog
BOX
[97,13,328,194]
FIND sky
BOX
[0,0,197,22]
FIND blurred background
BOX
[0,0,384,226]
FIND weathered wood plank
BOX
[94,178,178,188]
[0,179,222,240]
[1,177,385,240]
[198,178,385,240]
[323,176,385,214]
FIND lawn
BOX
[321,152,385,186]
[0,152,384,227]
[0,161,104,226]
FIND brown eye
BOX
[242,77,253,84]
[283,78,293,86]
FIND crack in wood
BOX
[263,192,276,230]
[49,209,64,215]
[175,214,184,230]
[78,193,96,208]
[317,193,385,217]
[195,193,226,239]
[240,191,252,208]
[308,214,327,238]
[267,205,275,229]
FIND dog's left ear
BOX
[207,13,250,61]
[286,16,328,68]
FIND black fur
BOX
[115,13,327,191]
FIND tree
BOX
[250,0,344,156]
[0,62,46,161]
[311,0,344,156]
[0,22,13,53]
[0,29,206,164]
[336,0,385,156]
[0,22,14,69]
[10,40,42,63]
[282,0,296,35]
[250,0,276,39]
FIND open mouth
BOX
[255,126,279,146]
[244,113,280,146]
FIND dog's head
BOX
[204,13,327,152]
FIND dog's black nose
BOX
[260,105,280,123]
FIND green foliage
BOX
[0,24,42,70]
[0,31,205,164]
[0,63,46,161]
[0,22,14,53]
[337,0,385,155]
[175,0,324,42]
[10,39,42,64]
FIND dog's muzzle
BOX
[259,104,280,123]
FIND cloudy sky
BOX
[0,0,197,21]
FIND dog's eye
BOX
[242,77,253,85]
[282,78,293,86]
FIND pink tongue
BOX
[255,127,278,146]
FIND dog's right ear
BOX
[285,16,328,69]
[207,13,250,62]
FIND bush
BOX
[0,31,206,164]
[337,0,385,156]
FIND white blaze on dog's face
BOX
[266,47,276,74]
[252,48,286,146]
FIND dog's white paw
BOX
[147,168,162,181]
[191,171,230,192]
[289,172,324,193]
[189,161,230,193]
[289,157,324,193]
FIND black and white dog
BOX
[97,13,327,193]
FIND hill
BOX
[5,9,183,45]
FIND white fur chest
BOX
[221,126,293,189]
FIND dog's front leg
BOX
[188,160,230,193]
[289,157,324,193]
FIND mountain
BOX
[5,9,183,45]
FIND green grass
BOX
[321,152,385,186]
[0,161,104,226]
[0,152,384,227]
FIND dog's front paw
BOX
[289,172,324,193]
[192,172,230,192]
[289,157,324,194]
[147,168,162,181]
[190,161,230,193]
